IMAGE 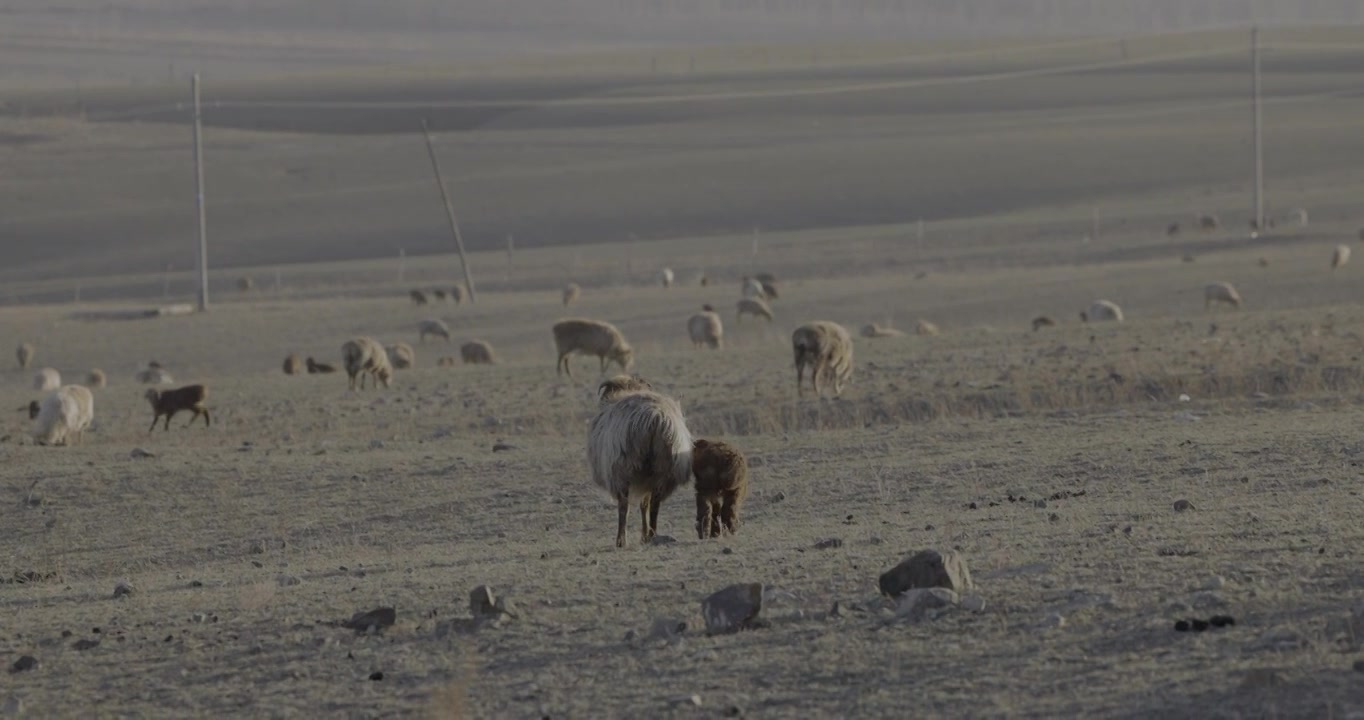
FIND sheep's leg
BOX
[203,408,211,427]
[648,496,662,541]
[720,496,739,536]
[811,363,822,397]
[148,414,159,432]
[638,494,654,544]
[163,411,175,431]
[695,493,710,540]
[615,492,629,548]
[796,363,805,397]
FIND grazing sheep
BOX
[31,385,94,446]
[432,289,448,301]
[387,342,415,370]
[1032,316,1056,332]
[135,362,174,385]
[236,277,254,292]
[418,319,451,343]
[283,353,304,375]
[460,340,497,365]
[658,268,675,288]
[915,320,940,337]
[1332,244,1351,270]
[1079,300,1124,323]
[32,368,60,391]
[688,307,723,349]
[792,321,854,398]
[144,385,210,432]
[85,369,107,388]
[552,318,634,378]
[306,357,337,374]
[1204,282,1243,310]
[736,297,773,323]
[342,337,392,390]
[16,342,34,370]
[450,285,466,305]
[1198,214,1220,232]
[587,375,693,547]
[692,438,749,539]
[562,283,581,306]
[410,289,429,306]
[860,323,905,338]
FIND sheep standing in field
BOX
[342,337,392,390]
[31,385,94,446]
[283,353,304,375]
[553,318,634,378]
[418,319,451,343]
[135,361,174,385]
[1289,208,1309,227]
[562,283,581,306]
[237,277,254,292]
[861,323,905,338]
[461,340,497,365]
[306,357,337,374]
[736,297,773,323]
[450,285,466,305]
[1079,300,1124,323]
[915,320,940,337]
[85,369,107,388]
[588,375,693,548]
[16,342,34,370]
[145,385,210,431]
[692,438,749,539]
[688,305,723,349]
[1332,244,1351,270]
[1032,316,1056,332]
[409,289,429,306]
[1204,281,1243,310]
[792,321,854,398]
[658,268,675,288]
[387,342,415,370]
[1198,214,1220,232]
[33,368,60,391]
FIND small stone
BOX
[189,580,203,588]
[9,656,37,673]
[276,574,301,587]
[469,586,497,617]
[623,630,636,642]
[770,491,787,503]
[1200,575,1225,591]
[493,597,518,619]
[341,607,396,634]
[676,695,702,707]
[72,639,100,651]
[648,618,687,641]
[129,448,155,459]
[1192,592,1227,610]
[878,549,973,597]
[701,583,763,635]
[650,535,677,546]
[721,547,733,555]
[961,594,987,613]
[829,602,844,618]
[1174,620,1191,632]
[1049,513,1060,522]
[813,538,843,550]
[113,581,135,598]
[491,441,517,452]
[1173,499,1195,512]
[1033,499,1047,509]
[1040,612,1066,629]
[190,613,207,624]
[369,671,384,681]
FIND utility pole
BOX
[192,73,209,311]
[1251,26,1264,232]
[421,119,477,304]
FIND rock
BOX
[369,440,385,450]
[1033,499,1047,509]
[276,574,302,587]
[1039,612,1066,629]
[113,580,135,598]
[190,612,208,624]
[813,538,843,550]
[770,491,787,503]
[340,607,396,634]
[650,535,677,546]
[674,695,702,707]
[129,448,155,459]
[1199,575,1226,591]
[1191,592,1227,610]
[72,639,100,651]
[493,597,518,619]
[893,588,959,622]
[828,602,844,618]
[469,586,497,617]
[1353,659,1364,674]
[1251,627,1310,652]
[878,549,973,597]
[701,583,764,635]
[491,441,517,452]
[1173,499,1195,512]
[648,618,687,641]
[369,671,384,681]
[961,594,987,613]
[9,655,37,673]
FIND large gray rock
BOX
[878,550,973,597]
[701,584,763,635]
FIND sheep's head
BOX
[692,438,712,453]
[598,375,651,403]
[702,304,715,312]
[612,346,635,371]
[143,388,161,404]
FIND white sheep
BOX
[85,369,107,388]
[915,320,940,337]
[387,342,415,370]
[31,384,94,446]
[792,321,854,397]
[687,305,723,349]
[658,268,675,288]
[1332,244,1351,270]
[32,368,60,391]
[282,354,304,375]
[1204,282,1243,310]
[460,339,497,365]
[562,283,581,306]
[135,361,174,385]
[342,337,392,390]
[736,297,773,323]
[418,319,451,342]
[860,323,905,338]
[1080,300,1124,323]
[449,285,466,305]
[553,318,634,378]
[587,375,693,547]
[16,342,34,370]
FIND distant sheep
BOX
[306,357,337,374]
[16,342,34,370]
[1080,300,1124,323]
[562,283,581,306]
[461,339,497,365]
[1258,257,1270,268]
[688,306,723,349]
[418,319,451,342]
[915,320,940,337]
[450,285,466,305]
[1332,244,1351,270]
[387,342,415,369]
[432,289,448,301]
[1032,316,1056,332]
[741,276,776,301]
[342,337,392,390]
[31,385,94,446]
[658,268,675,288]
[736,297,773,323]
[860,323,905,338]
[437,356,457,367]
[409,289,429,306]
[587,375,693,547]
[1204,282,1242,310]
[553,318,634,378]
[135,361,174,385]
[85,369,107,388]
[283,353,304,375]
[1197,214,1220,232]
[237,277,254,292]
[1166,223,1181,236]
[145,385,210,432]
[1289,208,1309,227]
[692,438,749,539]
[792,321,854,398]
[33,368,60,391]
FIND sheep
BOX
[460,339,497,365]
[85,368,107,388]
[1079,300,1124,323]
[1204,281,1243,310]
[135,361,174,385]
[1332,244,1351,270]
[792,321,854,398]
[1031,316,1056,332]
[306,357,337,374]
[552,318,633,378]
[31,385,94,446]
[752,273,779,300]
[741,276,773,301]
[915,320,940,337]
[418,319,451,343]
[587,375,693,547]
[1197,214,1220,232]
[450,285,466,305]
[658,268,675,288]
[16,342,34,370]
[432,289,448,301]
[144,385,210,432]
[692,438,749,539]
[860,323,905,338]
[688,306,723,349]
[1289,208,1309,227]
[409,289,429,306]
[237,277,254,292]
[736,297,773,323]
[387,342,415,370]
[562,283,581,306]
[33,368,60,391]
[283,353,304,375]
[341,337,392,390]
[597,374,653,404]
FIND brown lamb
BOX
[692,438,750,539]
[145,385,211,432]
